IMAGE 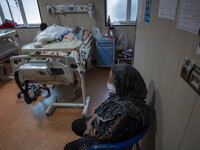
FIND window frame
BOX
[0,0,42,28]
[105,0,137,26]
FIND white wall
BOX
[17,28,39,46]
[10,28,39,49]
[135,0,200,150]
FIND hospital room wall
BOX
[37,0,136,50]
[17,29,39,46]
[134,0,200,150]
[8,28,39,47]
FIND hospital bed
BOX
[10,31,93,116]
[0,30,18,78]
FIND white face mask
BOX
[107,82,116,94]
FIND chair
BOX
[86,125,149,150]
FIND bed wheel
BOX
[75,88,82,97]
[17,92,21,99]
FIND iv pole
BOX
[5,0,22,49]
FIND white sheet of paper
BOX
[158,0,178,20]
[177,0,200,35]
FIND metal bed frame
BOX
[0,30,18,79]
[11,33,93,116]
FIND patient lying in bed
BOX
[57,25,82,42]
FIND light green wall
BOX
[135,0,200,150]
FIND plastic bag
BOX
[92,27,102,38]
[116,32,128,49]
[36,24,70,44]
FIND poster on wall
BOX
[158,0,178,20]
[144,0,151,24]
[177,0,200,35]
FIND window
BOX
[105,0,138,26]
[0,17,2,25]
[0,0,41,27]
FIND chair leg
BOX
[136,142,140,150]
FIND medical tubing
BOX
[14,71,33,104]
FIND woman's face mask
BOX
[107,82,116,94]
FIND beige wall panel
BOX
[14,29,39,47]
[38,0,53,25]
[135,21,158,84]
[159,30,199,150]
[163,76,197,150]
[157,22,186,122]
[135,0,159,84]
[158,31,199,150]
[179,48,200,150]
[180,33,200,62]
[179,96,200,150]
[135,0,200,150]
[150,20,171,88]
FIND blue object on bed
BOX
[56,27,83,41]
[56,30,70,41]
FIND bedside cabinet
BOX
[96,38,115,67]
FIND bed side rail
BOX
[79,33,93,71]
[10,54,74,74]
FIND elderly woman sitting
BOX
[64,63,150,150]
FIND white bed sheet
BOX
[22,40,82,53]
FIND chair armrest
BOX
[87,144,115,150]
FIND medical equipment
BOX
[15,74,51,104]
[46,3,94,21]
[46,3,94,13]
[17,83,50,100]
[10,32,93,116]
[0,30,18,79]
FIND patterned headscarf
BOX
[111,63,147,98]
[94,64,150,127]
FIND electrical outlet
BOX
[189,66,200,95]
[76,5,88,12]
[181,57,191,81]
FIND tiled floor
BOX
[0,63,136,150]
